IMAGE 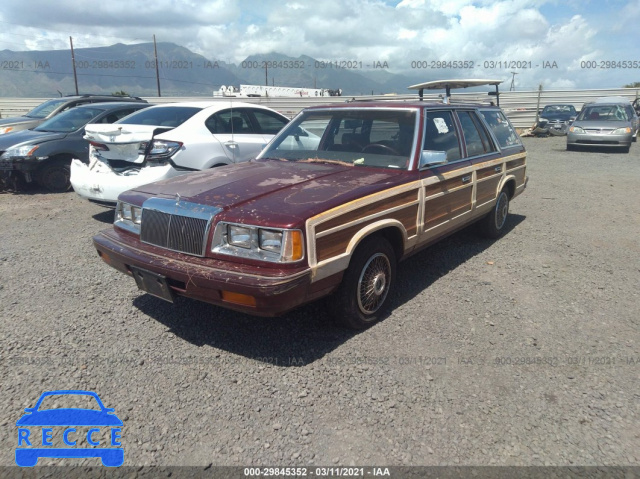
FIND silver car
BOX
[567,97,639,153]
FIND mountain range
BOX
[0,42,431,97]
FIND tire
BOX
[37,158,71,192]
[623,145,631,153]
[329,236,396,330]
[478,188,510,239]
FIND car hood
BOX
[124,159,409,228]
[16,408,123,427]
[0,116,35,127]
[0,129,67,150]
[573,119,631,129]
[540,113,572,122]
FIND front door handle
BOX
[462,175,472,183]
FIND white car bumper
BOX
[70,159,183,205]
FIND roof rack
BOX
[408,79,503,106]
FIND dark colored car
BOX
[0,94,146,136]
[0,101,150,192]
[94,100,527,329]
[537,104,577,135]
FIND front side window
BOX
[480,110,522,149]
[259,109,416,170]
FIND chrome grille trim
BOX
[140,197,222,257]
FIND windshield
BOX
[541,105,576,116]
[117,106,201,127]
[259,109,417,170]
[25,98,69,119]
[577,105,630,122]
[34,107,103,132]
[37,394,102,411]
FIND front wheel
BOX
[37,159,71,192]
[329,236,396,329]
[478,189,510,239]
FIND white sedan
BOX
[70,101,289,206]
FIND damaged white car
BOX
[70,101,290,206]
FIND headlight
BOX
[213,223,304,262]
[569,126,585,134]
[5,144,39,158]
[228,225,252,249]
[147,140,182,159]
[114,201,142,234]
[0,126,14,135]
[259,229,283,253]
[611,127,631,134]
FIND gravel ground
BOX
[0,136,639,472]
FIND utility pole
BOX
[509,72,518,91]
[69,37,79,95]
[535,84,543,124]
[153,35,161,97]
[265,63,268,86]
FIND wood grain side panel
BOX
[513,167,527,187]
[316,204,419,262]
[476,176,501,205]
[477,164,502,180]
[316,189,418,234]
[423,185,472,230]
[506,158,525,170]
[424,173,469,197]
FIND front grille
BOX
[141,209,209,256]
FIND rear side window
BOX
[480,110,522,149]
[205,109,255,134]
[457,111,496,157]
[423,111,461,162]
[251,110,289,135]
[118,106,201,127]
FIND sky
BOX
[1,0,639,90]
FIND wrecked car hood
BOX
[121,159,410,228]
[84,123,164,143]
[84,124,171,163]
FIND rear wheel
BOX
[37,158,71,192]
[329,236,396,330]
[478,188,510,239]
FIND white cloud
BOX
[0,0,637,89]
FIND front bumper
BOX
[0,157,40,173]
[93,228,316,317]
[71,159,183,205]
[567,131,632,148]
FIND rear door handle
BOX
[225,141,238,149]
[494,166,502,172]
[462,175,472,183]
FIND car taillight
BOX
[89,141,109,151]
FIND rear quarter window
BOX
[480,110,522,149]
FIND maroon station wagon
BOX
[93,100,527,329]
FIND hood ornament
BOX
[175,193,181,205]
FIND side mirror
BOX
[419,150,447,169]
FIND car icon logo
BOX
[15,390,123,467]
